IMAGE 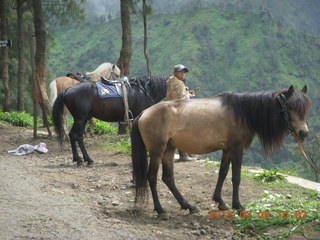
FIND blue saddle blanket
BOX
[96,82,121,98]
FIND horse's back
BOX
[86,62,113,81]
[55,77,79,92]
[139,98,247,154]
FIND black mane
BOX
[130,75,168,103]
[220,88,311,155]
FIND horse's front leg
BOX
[231,148,245,210]
[213,150,231,210]
[161,146,200,215]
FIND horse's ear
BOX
[287,85,294,96]
[301,85,307,93]
[112,64,116,70]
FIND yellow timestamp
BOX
[208,210,308,220]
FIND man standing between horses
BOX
[166,64,197,162]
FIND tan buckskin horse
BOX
[131,85,311,219]
[49,63,121,138]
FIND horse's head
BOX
[281,85,311,141]
[109,64,121,80]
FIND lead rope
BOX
[291,132,320,174]
[121,80,131,131]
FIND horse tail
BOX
[52,91,65,146]
[131,114,148,203]
[49,80,58,107]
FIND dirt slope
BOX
[0,125,318,240]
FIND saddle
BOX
[96,77,130,98]
[66,72,91,82]
[97,77,133,125]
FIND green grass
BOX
[231,190,320,239]
[204,161,320,239]
[103,134,131,155]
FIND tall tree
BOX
[28,23,37,138]
[0,0,11,112]
[32,0,51,137]
[17,0,30,111]
[142,0,152,76]
[117,0,133,134]
[117,0,132,76]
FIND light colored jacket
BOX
[165,76,190,100]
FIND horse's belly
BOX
[171,129,229,154]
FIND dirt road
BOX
[0,125,237,239]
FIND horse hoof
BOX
[218,203,230,210]
[77,161,84,166]
[190,207,200,214]
[158,212,170,220]
[87,161,94,166]
[87,162,94,167]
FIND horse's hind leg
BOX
[161,145,200,215]
[62,106,69,140]
[69,126,83,165]
[69,119,94,165]
[213,150,231,210]
[78,132,94,165]
[147,151,167,219]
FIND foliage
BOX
[0,109,34,127]
[93,119,117,135]
[2,3,320,180]
[254,169,286,183]
[103,135,131,155]
[114,137,131,154]
[231,190,320,239]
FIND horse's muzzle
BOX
[298,130,308,142]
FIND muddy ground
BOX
[0,125,318,240]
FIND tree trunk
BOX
[32,0,51,137]
[143,0,152,76]
[117,0,133,134]
[0,0,11,112]
[28,24,38,138]
[17,0,25,111]
[117,0,132,77]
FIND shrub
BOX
[0,110,34,127]
[254,169,286,183]
[93,119,117,135]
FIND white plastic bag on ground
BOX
[8,142,48,156]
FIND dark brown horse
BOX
[52,75,168,166]
[131,86,311,219]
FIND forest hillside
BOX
[46,6,320,181]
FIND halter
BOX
[277,93,295,134]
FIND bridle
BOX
[277,93,320,174]
[134,78,157,106]
[277,93,295,134]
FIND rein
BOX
[277,94,320,174]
